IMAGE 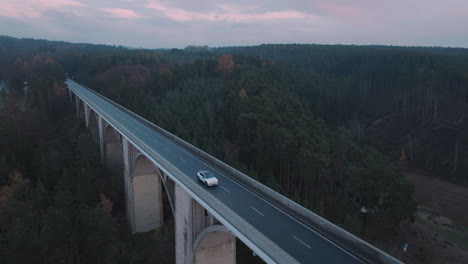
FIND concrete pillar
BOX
[175,185,235,264]
[101,122,124,205]
[122,140,163,233]
[103,125,122,173]
[160,169,175,217]
[88,110,99,143]
[106,141,123,178]
[175,184,194,264]
[84,104,89,127]
[193,200,206,237]
[131,154,163,232]
[122,138,135,230]
[98,116,105,163]
[68,89,72,102]
[75,97,80,117]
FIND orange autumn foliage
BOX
[217,54,234,73]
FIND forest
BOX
[1,35,468,263]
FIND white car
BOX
[197,170,218,187]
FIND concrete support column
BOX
[104,125,121,171]
[88,110,99,144]
[84,104,89,127]
[132,160,163,232]
[122,139,163,233]
[192,200,206,236]
[160,169,175,217]
[75,97,80,117]
[175,185,235,264]
[98,116,105,163]
[104,126,124,188]
[175,184,195,264]
[122,138,136,231]
[68,89,71,101]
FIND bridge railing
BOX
[69,80,297,264]
[72,80,403,264]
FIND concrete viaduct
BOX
[66,78,403,264]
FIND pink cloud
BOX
[216,4,260,13]
[310,0,468,26]
[101,8,143,19]
[0,0,85,18]
[146,1,317,23]
[225,10,311,22]
[313,2,360,20]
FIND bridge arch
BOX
[70,91,75,103]
[88,109,99,143]
[131,154,163,232]
[103,124,124,196]
[193,225,236,264]
[104,124,121,146]
[76,97,85,119]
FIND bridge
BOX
[66,78,402,264]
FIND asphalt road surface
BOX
[67,78,364,264]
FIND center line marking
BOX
[221,186,231,193]
[70,80,363,262]
[292,235,311,249]
[179,157,187,163]
[165,148,171,152]
[250,206,264,216]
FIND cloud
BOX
[216,4,260,13]
[312,2,360,20]
[100,8,143,19]
[308,0,468,25]
[0,0,86,19]
[1,0,468,48]
[145,0,317,23]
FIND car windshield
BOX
[203,172,215,179]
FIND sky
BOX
[0,0,467,48]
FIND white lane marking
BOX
[172,142,365,263]
[179,157,187,163]
[74,81,362,262]
[250,206,264,216]
[292,235,311,249]
[165,148,172,153]
[221,186,231,194]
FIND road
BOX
[67,78,364,264]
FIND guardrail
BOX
[72,79,403,264]
[68,80,297,264]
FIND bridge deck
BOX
[67,79,365,264]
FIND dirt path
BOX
[382,220,468,264]
[404,171,468,226]
[374,169,468,263]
